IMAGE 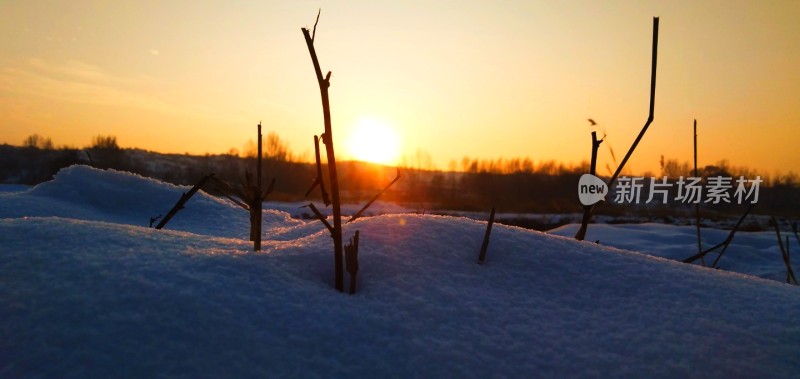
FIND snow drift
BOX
[550,223,794,283]
[1,165,799,378]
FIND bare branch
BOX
[347,169,401,223]
[708,203,754,268]
[304,135,330,206]
[607,17,659,189]
[209,176,250,210]
[477,207,496,264]
[682,203,754,265]
[307,202,334,234]
[773,216,799,285]
[303,13,345,292]
[312,9,321,43]
[574,17,659,240]
[693,119,705,266]
[574,131,603,241]
[156,173,215,230]
[345,230,360,294]
[255,122,263,251]
[262,177,276,200]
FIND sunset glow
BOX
[345,117,400,165]
[0,1,798,174]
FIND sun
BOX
[345,117,401,165]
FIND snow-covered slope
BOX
[550,223,793,283]
[0,184,30,193]
[0,165,302,239]
[2,166,799,378]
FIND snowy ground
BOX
[549,223,796,283]
[2,166,799,378]
[0,184,30,193]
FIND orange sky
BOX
[1,1,798,175]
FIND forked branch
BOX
[574,17,658,240]
[682,203,754,265]
[312,9,320,43]
[303,15,345,292]
[607,17,659,189]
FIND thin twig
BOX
[574,17,659,240]
[155,173,215,230]
[209,176,249,210]
[262,177,276,200]
[682,203,754,264]
[575,131,603,240]
[219,189,250,210]
[773,216,798,285]
[683,240,726,264]
[304,135,330,206]
[307,202,334,234]
[709,203,755,268]
[694,119,705,266]
[149,215,162,228]
[303,16,345,292]
[477,207,496,264]
[607,17,658,189]
[312,9,320,43]
[787,236,791,284]
[347,169,401,223]
[255,122,263,251]
[345,230,360,295]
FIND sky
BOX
[1,0,798,175]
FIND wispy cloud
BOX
[0,58,255,127]
[28,59,111,84]
[0,59,176,115]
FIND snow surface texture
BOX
[0,184,30,194]
[2,165,800,378]
[549,223,795,283]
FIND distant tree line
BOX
[0,133,317,202]
[2,133,797,218]
[386,154,799,220]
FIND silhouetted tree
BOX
[23,134,54,150]
[90,135,119,150]
[87,135,124,169]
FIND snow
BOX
[2,165,799,378]
[0,184,30,193]
[267,199,413,220]
[549,223,794,283]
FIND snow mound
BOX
[2,166,800,377]
[0,165,303,238]
[3,213,800,378]
[0,184,30,193]
[550,223,792,282]
[267,199,414,219]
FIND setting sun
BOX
[345,117,401,165]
